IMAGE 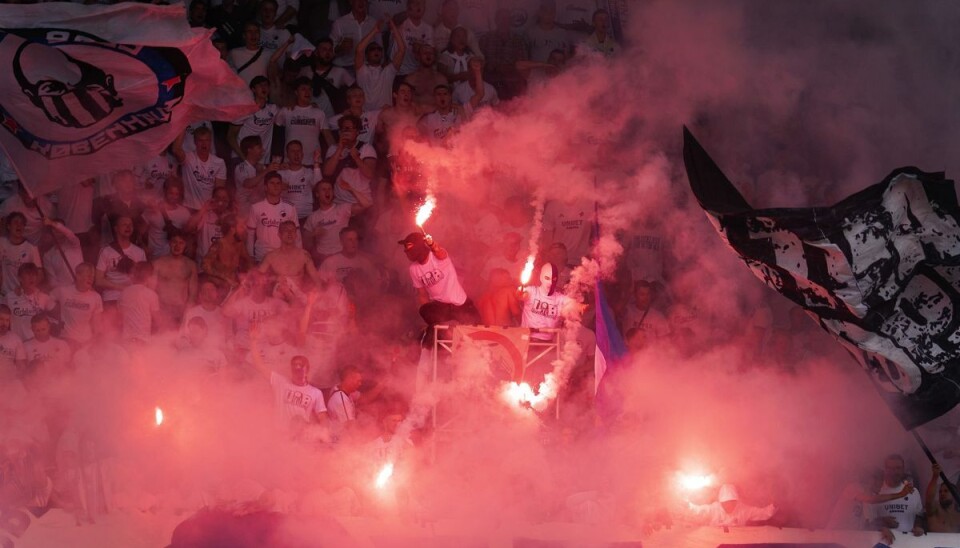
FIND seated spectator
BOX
[519,263,571,339]
[866,454,925,536]
[153,231,199,329]
[405,45,449,110]
[478,8,528,100]
[203,214,255,288]
[1,212,41,296]
[687,484,777,527]
[0,304,26,382]
[582,9,619,57]
[50,263,103,349]
[355,20,405,111]
[5,263,54,342]
[452,57,499,116]
[118,262,160,345]
[142,176,192,259]
[95,216,147,307]
[319,227,376,284]
[438,26,477,84]
[926,463,960,532]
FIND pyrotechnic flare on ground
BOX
[686,483,777,527]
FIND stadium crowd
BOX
[0,0,957,538]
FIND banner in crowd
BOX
[0,3,256,193]
[683,127,960,429]
[453,326,531,382]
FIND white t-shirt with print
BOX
[408,253,467,305]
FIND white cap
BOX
[718,484,739,502]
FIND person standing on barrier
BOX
[399,231,479,344]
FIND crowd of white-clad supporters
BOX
[0,0,637,519]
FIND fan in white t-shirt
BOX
[172,126,227,211]
[246,171,301,262]
[275,78,326,162]
[303,180,366,261]
[0,305,26,382]
[51,263,103,347]
[279,141,321,221]
[520,263,571,339]
[0,212,41,296]
[24,314,72,373]
[400,232,479,340]
[354,18,405,111]
[249,329,328,432]
[95,216,147,304]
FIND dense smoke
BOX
[13,1,960,544]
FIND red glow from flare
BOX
[415,196,436,227]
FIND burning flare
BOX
[155,406,164,426]
[676,472,714,491]
[519,256,535,286]
[415,195,436,228]
[375,462,394,489]
[502,379,556,412]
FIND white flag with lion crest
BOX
[0,3,256,192]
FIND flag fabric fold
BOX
[0,3,257,193]
[594,276,628,417]
[683,126,960,429]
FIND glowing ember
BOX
[375,462,394,489]
[677,472,714,491]
[415,195,436,227]
[155,407,164,426]
[519,256,535,286]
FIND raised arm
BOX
[388,19,406,70]
[356,20,383,69]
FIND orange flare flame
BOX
[155,407,164,426]
[519,256,535,286]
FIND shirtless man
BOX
[927,463,960,533]
[153,231,199,329]
[376,80,421,155]
[259,220,321,293]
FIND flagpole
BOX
[17,180,77,283]
[910,429,960,506]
